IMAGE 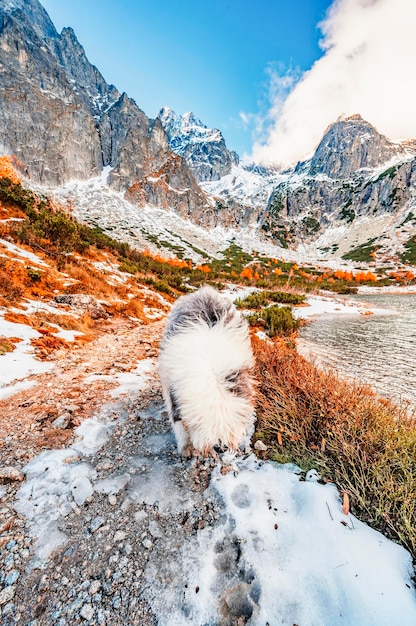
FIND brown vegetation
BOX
[253,337,416,559]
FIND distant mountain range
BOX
[1,0,415,265]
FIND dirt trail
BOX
[0,317,164,467]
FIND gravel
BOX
[0,382,248,625]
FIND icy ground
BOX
[1,351,415,625]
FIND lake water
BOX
[298,293,416,404]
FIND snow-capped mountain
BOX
[157,106,238,182]
[255,115,416,260]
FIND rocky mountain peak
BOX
[157,106,238,182]
[0,0,57,39]
[181,110,206,129]
[309,114,409,179]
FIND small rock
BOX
[54,294,108,319]
[142,539,153,550]
[51,413,71,429]
[89,516,105,533]
[254,440,268,451]
[148,521,162,539]
[108,494,117,506]
[89,580,101,596]
[80,603,95,621]
[96,461,113,471]
[114,531,126,542]
[0,585,15,606]
[64,404,80,414]
[4,570,20,586]
[0,467,24,482]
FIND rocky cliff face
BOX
[0,0,210,215]
[308,114,409,180]
[157,107,238,182]
[0,0,104,185]
[248,116,416,253]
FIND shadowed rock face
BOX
[0,0,210,215]
[0,1,104,185]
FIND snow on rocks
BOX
[0,315,53,399]
[12,359,156,566]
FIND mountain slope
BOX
[253,116,416,261]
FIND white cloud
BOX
[252,0,416,167]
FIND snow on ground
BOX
[358,284,416,294]
[293,294,396,320]
[13,360,157,565]
[201,164,280,209]
[210,458,416,626]
[10,299,77,316]
[0,238,48,266]
[0,315,53,399]
[39,174,298,264]
[295,214,393,265]
[110,358,156,398]
[0,379,38,401]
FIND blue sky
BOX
[41,0,332,156]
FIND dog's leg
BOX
[172,420,193,457]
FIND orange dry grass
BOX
[253,337,416,558]
[5,309,96,335]
[106,298,148,322]
[0,257,64,306]
[30,334,70,358]
[62,259,128,300]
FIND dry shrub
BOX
[0,336,17,355]
[0,257,63,304]
[31,334,70,358]
[62,259,128,300]
[253,337,416,559]
[106,298,147,321]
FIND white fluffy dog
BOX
[158,286,255,457]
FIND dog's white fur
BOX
[158,286,255,456]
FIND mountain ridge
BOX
[157,106,238,182]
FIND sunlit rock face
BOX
[0,0,210,216]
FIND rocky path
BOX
[0,317,258,626]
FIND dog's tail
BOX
[158,319,254,451]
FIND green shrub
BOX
[26,267,42,282]
[248,305,300,337]
[236,290,305,309]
